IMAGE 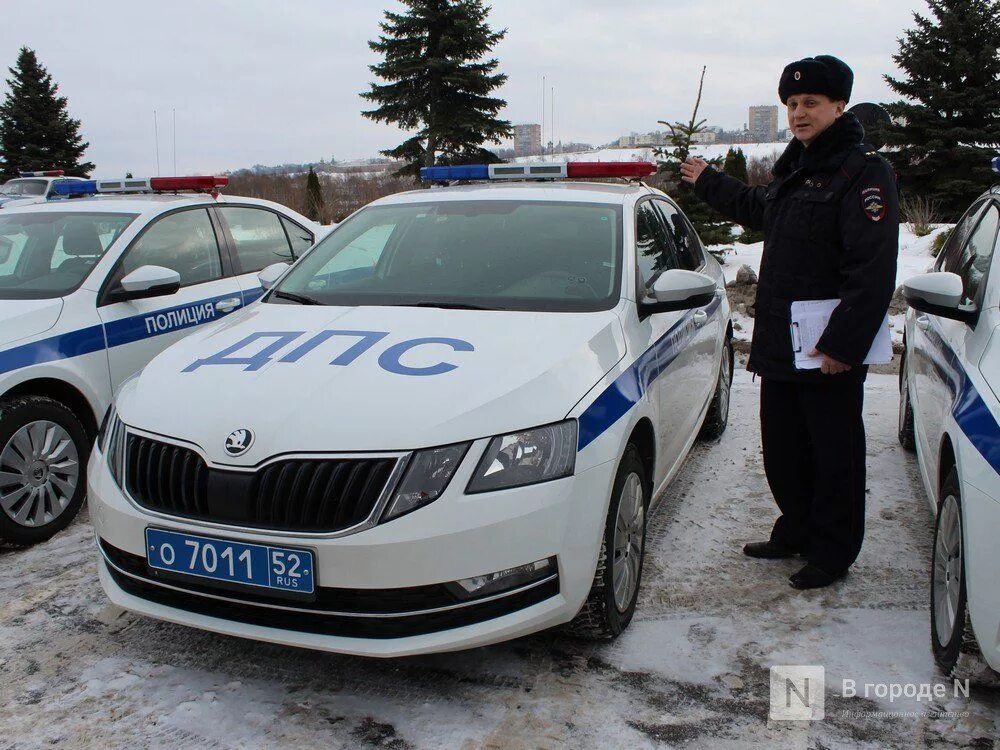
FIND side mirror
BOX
[117,265,182,301]
[0,236,12,265]
[902,271,977,324]
[640,269,718,315]
[258,262,290,290]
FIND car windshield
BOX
[0,179,46,197]
[0,212,137,300]
[269,200,623,312]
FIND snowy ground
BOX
[2,369,998,748]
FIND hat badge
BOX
[794,71,801,80]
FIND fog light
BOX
[448,557,556,600]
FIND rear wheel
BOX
[699,335,734,441]
[898,356,916,451]
[568,444,647,640]
[930,469,980,675]
[0,397,89,546]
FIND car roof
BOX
[369,180,654,208]
[0,193,297,217]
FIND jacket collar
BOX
[773,112,865,178]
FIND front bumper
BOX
[88,444,617,657]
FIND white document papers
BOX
[789,299,893,370]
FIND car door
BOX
[213,205,314,305]
[97,206,244,389]
[652,198,721,414]
[914,199,999,483]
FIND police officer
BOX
[680,55,899,589]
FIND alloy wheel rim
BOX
[899,371,909,434]
[933,494,962,646]
[0,420,79,528]
[612,472,645,612]
[718,343,732,424]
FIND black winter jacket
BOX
[694,113,899,382]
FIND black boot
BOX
[742,540,801,559]
[789,564,846,590]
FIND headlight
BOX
[466,420,577,494]
[95,404,114,452]
[106,413,126,489]
[382,442,470,522]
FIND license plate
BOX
[145,528,315,594]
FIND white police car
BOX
[0,175,317,545]
[0,171,87,209]
[899,171,1000,676]
[88,160,733,656]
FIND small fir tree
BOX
[723,147,749,184]
[305,166,325,223]
[361,0,512,176]
[0,47,94,177]
[884,0,1000,218]
[653,67,733,246]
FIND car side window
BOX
[280,216,314,258]
[217,207,295,273]
[947,202,999,306]
[118,209,223,287]
[654,200,702,271]
[635,201,680,295]
[936,199,986,272]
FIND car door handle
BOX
[693,310,708,327]
[215,297,242,313]
[915,314,931,331]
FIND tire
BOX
[898,354,916,452]
[930,468,981,675]
[567,444,648,640]
[698,334,734,441]
[0,396,90,546]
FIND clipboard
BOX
[790,299,893,370]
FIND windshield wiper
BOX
[272,290,323,306]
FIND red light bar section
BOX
[149,176,229,191]
[566,162,656,179]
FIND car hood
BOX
[119,302,627,463]
[0,298,64,348]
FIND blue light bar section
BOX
[51,180,98,196]
[992,156,1000,174]
[420,165,489,181]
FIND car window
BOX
[635,201,680,293]
[654,200,702,271]
[280,216,314,258]
[272,200,623,313]
[936,199,987,272]
[0,212,135,300]
[946,202,998,305]
[0,179,46,197]
[217,206,295,273]
[118,209,222,288]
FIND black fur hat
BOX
[778,55,853,104]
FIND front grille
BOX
[124,434,397,533]
[100,539,560,639]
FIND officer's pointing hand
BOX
[680,157,709,185]
[809,348,852,375]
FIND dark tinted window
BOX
[937,199,986,272]
[218,206,295,272]
[655,199,702,270]
[280,216,314,258]
[119,209,222,287]
[945,202,998,305]
[635,201,679,293]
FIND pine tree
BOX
[723,147,749,184]
[884,0,1000,218]
[305,167,325,222]
[361,0,512,175]
[0,47,94,178]
[653,67,733,246]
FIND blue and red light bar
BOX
[50,175,229,197]
[420,161,656,182]
[19,170,65,177]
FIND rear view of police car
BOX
[89,161,733,656]
[0,176,317,545]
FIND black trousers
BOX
[760,377,867,573]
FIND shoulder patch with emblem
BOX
[860,186,886,222]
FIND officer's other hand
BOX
[680,157,709,185]
[809,348,852,375]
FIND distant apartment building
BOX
[748,105,779,142]
[690,131,717,144]
[514,123,542,156]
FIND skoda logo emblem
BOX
[225,428,254,457]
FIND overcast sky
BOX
[1,0,928,176]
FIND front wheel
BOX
[567,444,648,640]
[699,335,734,441]
[898,356,916,451]
[0,397,90,546]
